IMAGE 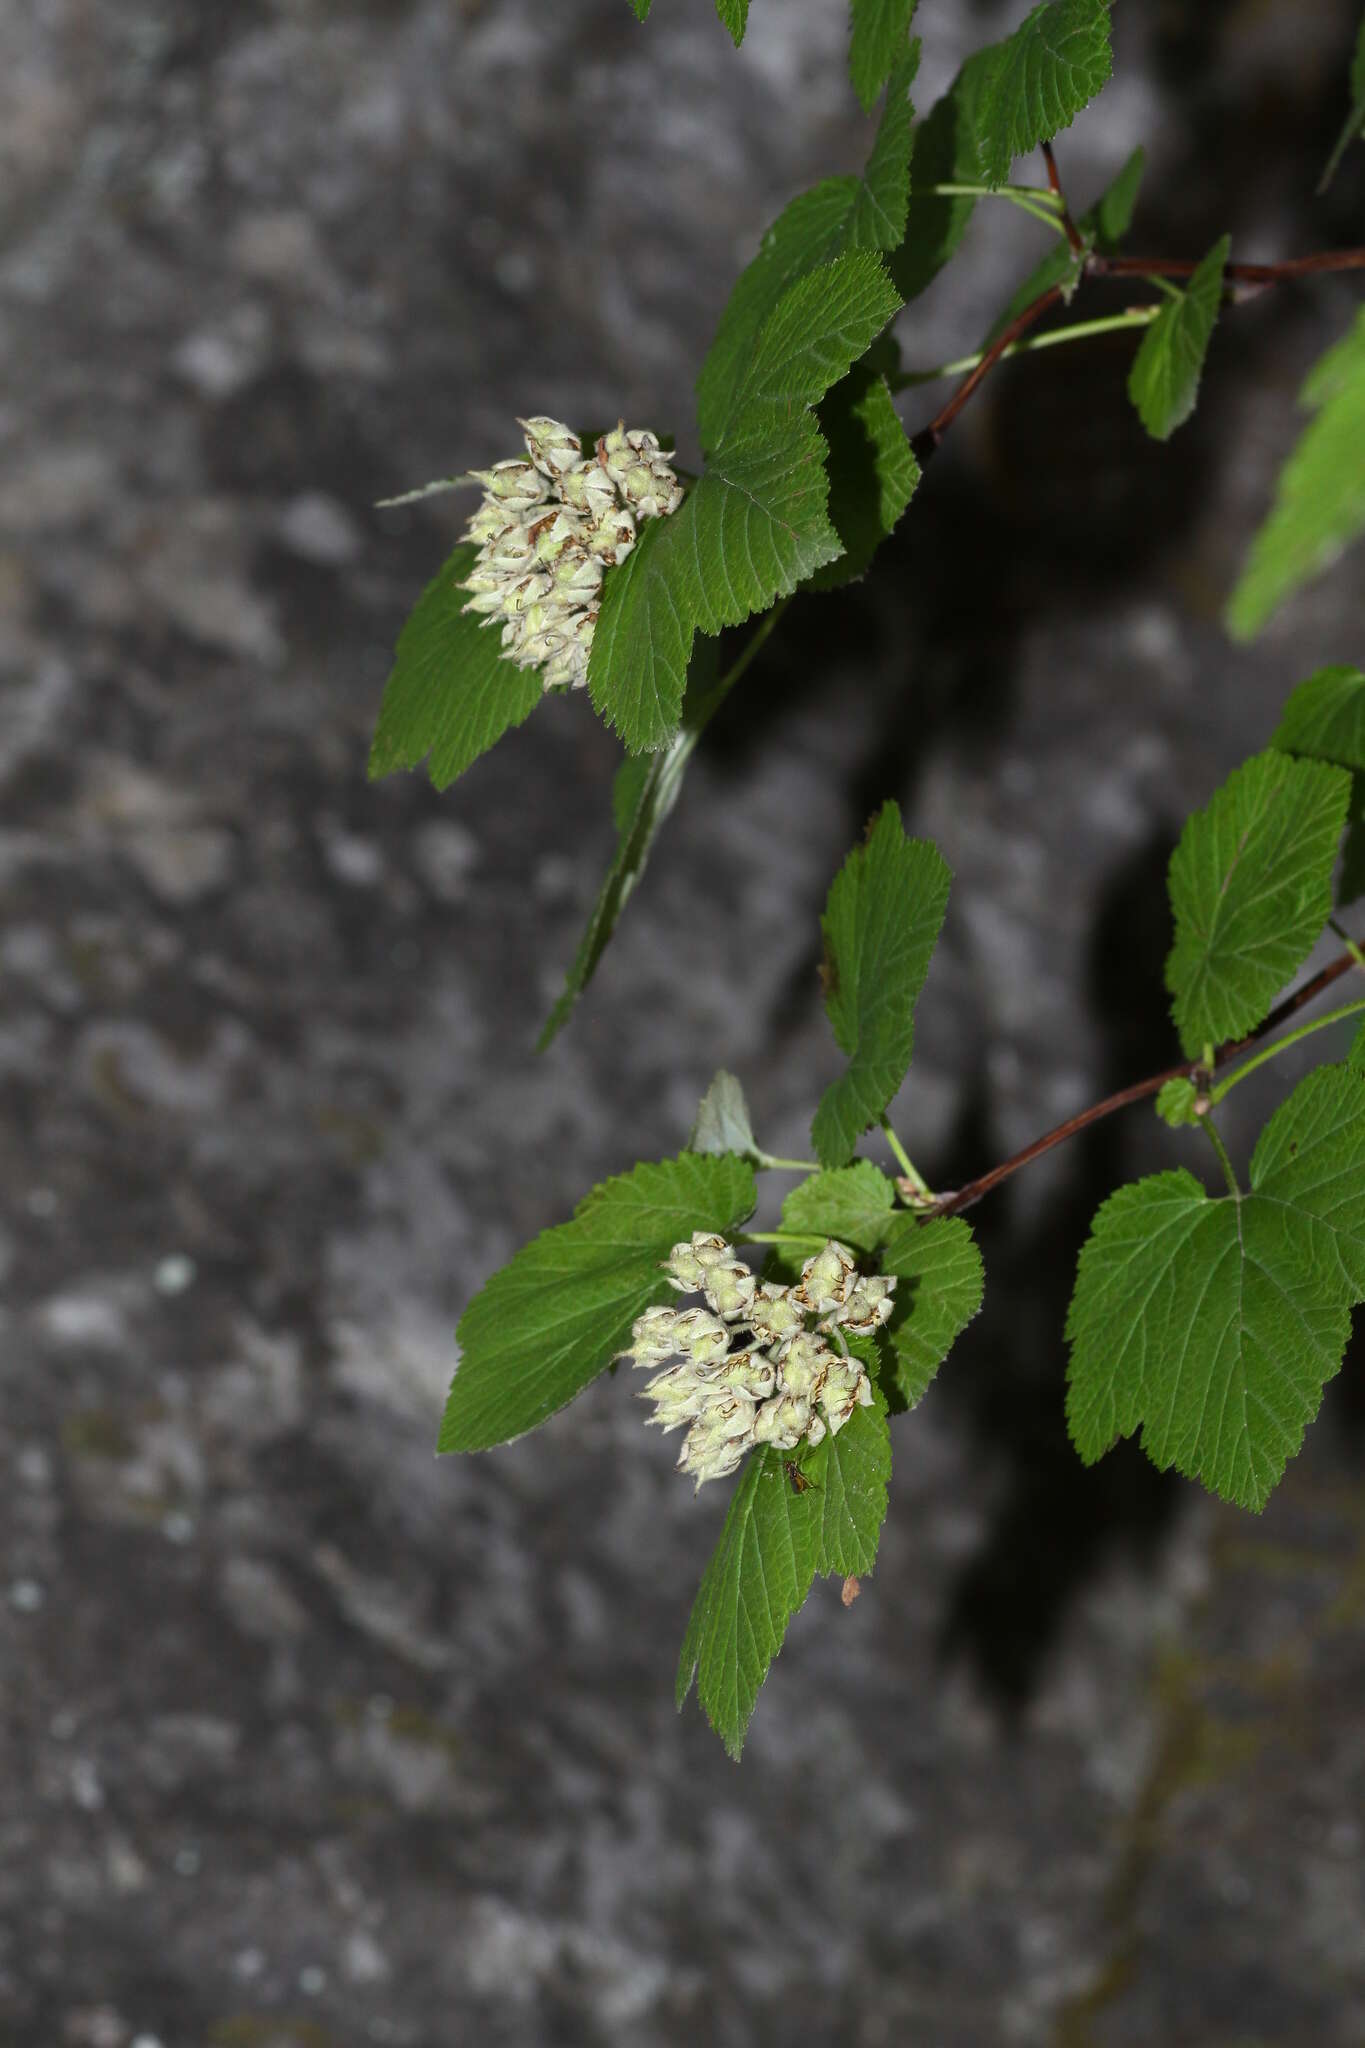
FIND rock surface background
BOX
[2,1,1364,2042]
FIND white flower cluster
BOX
[461,416,684,692]
[621,1235,895,1489]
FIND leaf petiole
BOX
[894,306,1161,388]
[1197,1112,1241,1199]
[1208,999,1365,1107]
[879,1113,931,1196]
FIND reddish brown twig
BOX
[910,130,1365,466]
[911,284,1065,462]
[927,946,1363,1220]
[1041,141,1085,257]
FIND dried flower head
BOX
[458,415,682,695]
[620,1235,895,1488]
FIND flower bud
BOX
[676,1395,757,1489]
[701,1257,757,1322]
[752,1390,811,1451]
[596,425,683,521]
[519,415,584,480]
[525,507,587,566]
[469,458,551,511]
[792,1240,858,1316]
[623,1303,683,1367]
[708,1348,776,1401]
[466,499,522,546]
[483,523,539,573]
[638,1360,712,1432]
[550,545,603,602]
[671,1307,730,1367]
[499,570,553,618]
[664,1233,730,1292]
[775,1330,833,1401]
[585,506,636,567]
[559,459,619,522]
[747,1283,805,1342]
[831,1274,897,1335]
[819,1357,874,1436]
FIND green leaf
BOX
[592,252,901,752]
[781,1161,897,1250]
[849,0,919,112]
[1126,234,1229,441]
[802,1377,892,1576]
[715,0,748,43]
[983,145,1144,344]
[1318,9,1365,191]
[690,1071,759,1159]
[441,1152,756,1452]
[1272,663,1365,769]
[676,1370,892,1755]
[676,1448,818,1758]
[367,543,543,790]
[812,803,952,1168]
[539,643,725,1047]
[879,1213,984,1407]
[1155,1076,1200,1129]
[1165,749,1351,1057]
[889,0,1110,306]
[1227,309,1365,641]
[1067,1064,1365,1509]
[1272,665,1365,908]
[807,359,920,592]
[970,0,1113,189]
[697,50,918,451]
[628,0,653,19]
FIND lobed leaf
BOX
[1165,750,1350,1058]
[812,803,952,1168]
[970,0,1113,189]
[676,1366,892,1756]
[697,50,918,451]
[676,1449,818,1758]
[889,0,1110,305]
[1126,235,1229,441]
[802,1375,892,1576]
[808,356,920,592]
[1272,665,1365,907]
[367,542,542,791]
[690,1070,759,1159]
[1227,309,1365,640]
[879,1213,984,1408]
[849,0,920,112]
[592,252,901,752]
[1272,664,1365,770]
[441,1152,756,1451]
[781,1160,897,1250]
[1067,1065,1365,1509]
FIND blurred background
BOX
[3,0,1364,2041]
